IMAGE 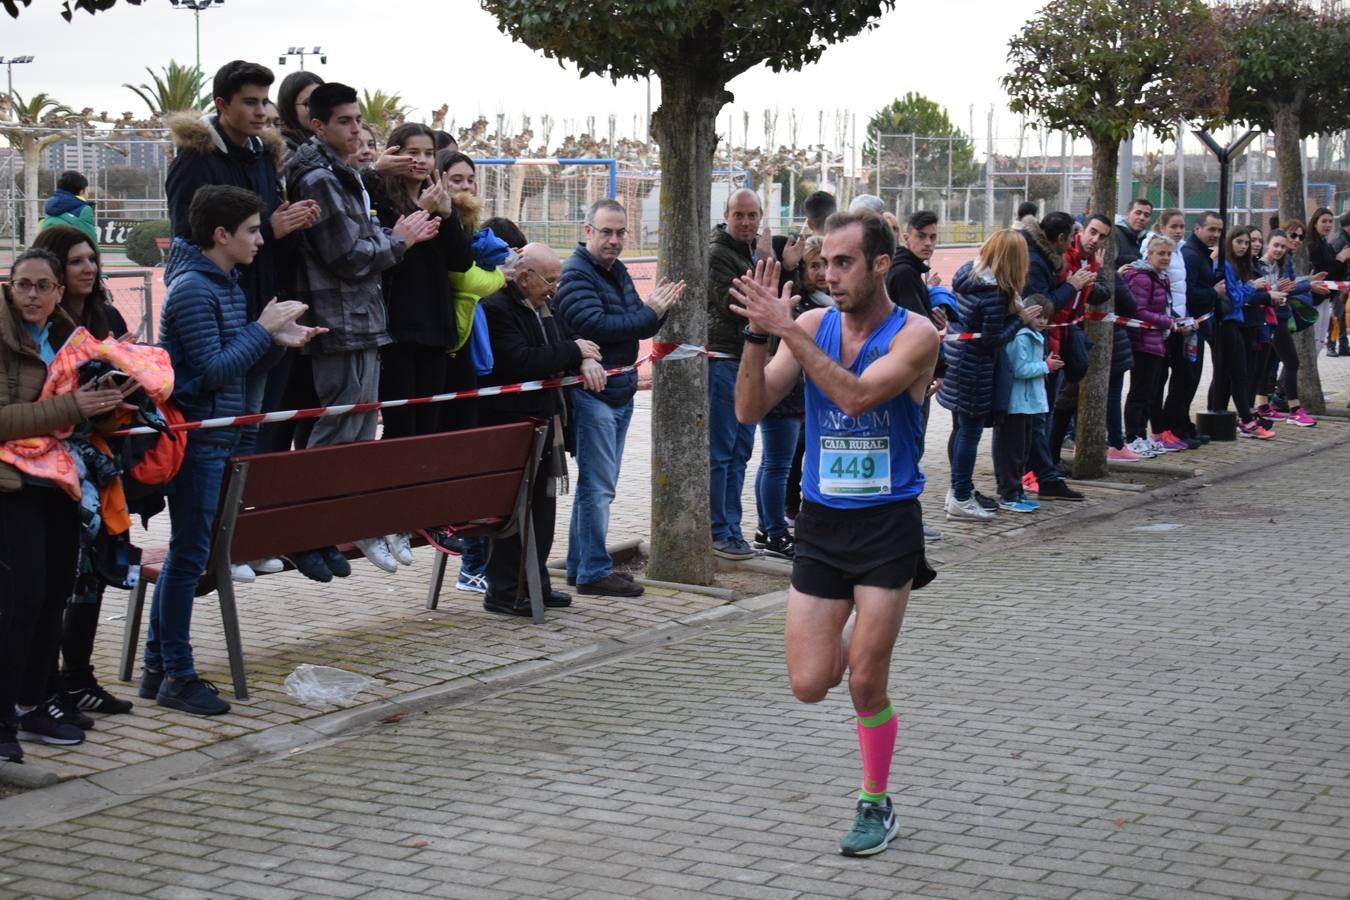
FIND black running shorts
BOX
[790,498,937,600]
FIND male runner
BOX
[730,210,939,857]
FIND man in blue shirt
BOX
[732,211,939,858]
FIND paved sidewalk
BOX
[1,431,1347,898]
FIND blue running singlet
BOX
[801,305,925,509]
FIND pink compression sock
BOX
[855,705,897,803]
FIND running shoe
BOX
[997,497,1039,513]
[1255,415,1275,430]
[1155,431,1188,452]
[456,571,488,593]
[1146,437,1169,455]
[761,533,795,559]
[230,562,256,583]
[385,533,415,566]
[1255,404,1288,422]
[64,682,133,715]
[1021,471,1039,493]
[1286,407,1317,427]
[1237,419,1275,440]
[839,796,899,857]
[1107,445,1143,462]
[712,538,756,560]
[945,492,994,521]
[17,706,84,745]
[1126,437,1157,458]
[250,557,286,575]
[354,537,399,573]
[974,491,999,512]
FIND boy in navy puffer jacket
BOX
[143,186,323,717]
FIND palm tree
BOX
[2,91,81,244]
[359,89,411,138]
[123,60,208,118]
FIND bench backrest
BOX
[220,421,542,563]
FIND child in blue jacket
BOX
[993,300,1063,512]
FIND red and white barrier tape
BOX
[1321,280,1350,291]
[111,359,646,438]
[941,311,1212,343]
[648,341,738,361]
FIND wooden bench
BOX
[119,420,550,700]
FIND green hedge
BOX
[125,219,172,267]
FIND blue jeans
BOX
[459,537,486,579]
[948,412,985,501]
[755,415,801,539]
[708,358,755,542]
[567,389,634,584]
[144,441,234,678]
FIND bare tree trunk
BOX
[1073,138,1119,481]
[646,69,723,585]
[1272,100,1326,413]
[22,139,42,246]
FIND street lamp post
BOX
[277,47,327,71]
[169,0,224,77]
[0,55,35,100]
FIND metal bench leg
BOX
[216,563,249,700]
[523,508,545,625]
[119,578,150,682]
[426,551,447,610]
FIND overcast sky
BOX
[6,0,1050,150]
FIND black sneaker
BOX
[546,590,572,609]
[47,694,94,730]
[156,675,230,716]
[138,667,163,700]
[284,550,333,583]
[973,490,999,511]
[0,722,21,763]
[318,545,352,578]
[752,531,768,548]
[65,682,134,715]
[1036,479,1085,502]
[1255,415,1274,430]
[761,532,795,559]
[577,573,645,598]
[17,706,84,746]
[419,527,465,556]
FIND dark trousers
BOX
[1028,372,1061,484]
[1208,321,1253,421]
[440,350,479,432]
[1125,353,1168,442]
[485,435,556,606]
[0,487,79,718]
[1162,331,1203,436]
[60,587,104,689]
[380,342,450,440]
[256,350,318,452]
[1256,325,1299,401]
[993,413,1035,501]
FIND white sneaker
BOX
[354,537,399,573]
[945,493,994,521]
[249,557,285,575]
[385,533,414,566]
[1127,437,1157,458]
[230,562,257,583]
[1147,437,1167,455]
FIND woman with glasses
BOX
[1,250,132,762]
[1216,229,1278,439]
[29,227,136,721]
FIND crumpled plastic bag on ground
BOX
[283,665,378,709]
